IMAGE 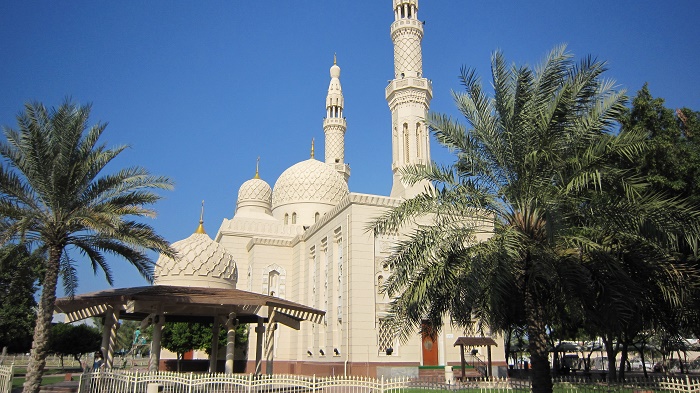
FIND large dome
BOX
[272,158,348,209]
[154,230,237,289]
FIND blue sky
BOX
[1,1,699,296]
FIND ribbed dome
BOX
[154,232,237,289]
[272,158,348,209]
[237,178,272,205]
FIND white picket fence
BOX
[77,371,700,393]
[0,365,12,393]
[79,372,414,393]
[1,366,699,393]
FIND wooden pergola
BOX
[54,285,324,374]
[453,336,498,378]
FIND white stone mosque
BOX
[151,0,505,378]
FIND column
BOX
[254,318,264,375]
[100,306,120,369]
[225,312,238,374]
[148,313,164,372]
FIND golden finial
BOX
[310,138,315,159]
[333,53,337,65]
[254,156,260,179]
[195,200,206,234]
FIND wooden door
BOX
[421,323,438,366]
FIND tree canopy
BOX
[371,46,700,393]
[48,323,101,370]
[0,100,174,393]
[0,244,40,353]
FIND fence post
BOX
[132,369,138,393]
[381,375,385,393]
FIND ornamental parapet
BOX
[390,19,423,37]
[323,117,347,128]
[385,77,432,99]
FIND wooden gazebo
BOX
[453,336,498,378]
[54,285,324,374]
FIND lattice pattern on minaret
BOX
[393,30,423,77]
[325,128,345,164]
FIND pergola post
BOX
[209,316,221,373]
[459,344,466,380]
[254,318,264,375]
[265,308,277,375]
[225,312,237,374]
[100,306,120,369]
[148,313,165,371]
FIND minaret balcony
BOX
[385,77,432,99]
[390,19,423,35]
[323,117,347,127]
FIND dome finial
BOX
[310,138,315,159]
[195,200,206,234]
[334,53,337,65]
[254,156,260,179]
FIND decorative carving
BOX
[237,178,272,204]
[155,233,237,288]
[272,159,349,208]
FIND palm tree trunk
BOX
[603,336,618,382]
[23,246,61,393]
[525,289,553,393]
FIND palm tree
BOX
[370,45,649,393]
[0,100,174,393]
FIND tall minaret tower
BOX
[386,0,432,199]
[324,55,351,182]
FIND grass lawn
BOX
[12,375,66,389]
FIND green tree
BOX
[619,85,700,340]
[620,84,700,205]
[162,322,210,371]
[48,323,101,370]
[370,46,680,393]
[161,322,248,372]
[0,244,41,353]
[0,100,174,393]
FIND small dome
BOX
[235,177,274,220]
[331,54,341,78]
[237,177,272,205]
[272,158,348,209]
[155,232,237,289]
[330,64,340,79]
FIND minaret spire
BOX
[323,54,350,182]
[386,0,432,198]
[195,200,206,234]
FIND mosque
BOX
[154,0,506,378]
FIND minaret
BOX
[386,0,432,198]
[324,54,350,182]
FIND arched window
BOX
[284,213,289,225]
[403,123,409,163]
[292,212,297,224]
[315,212,320,223]
[392,127,398,163]
[268,271,280,297]
[416,122,422,157]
